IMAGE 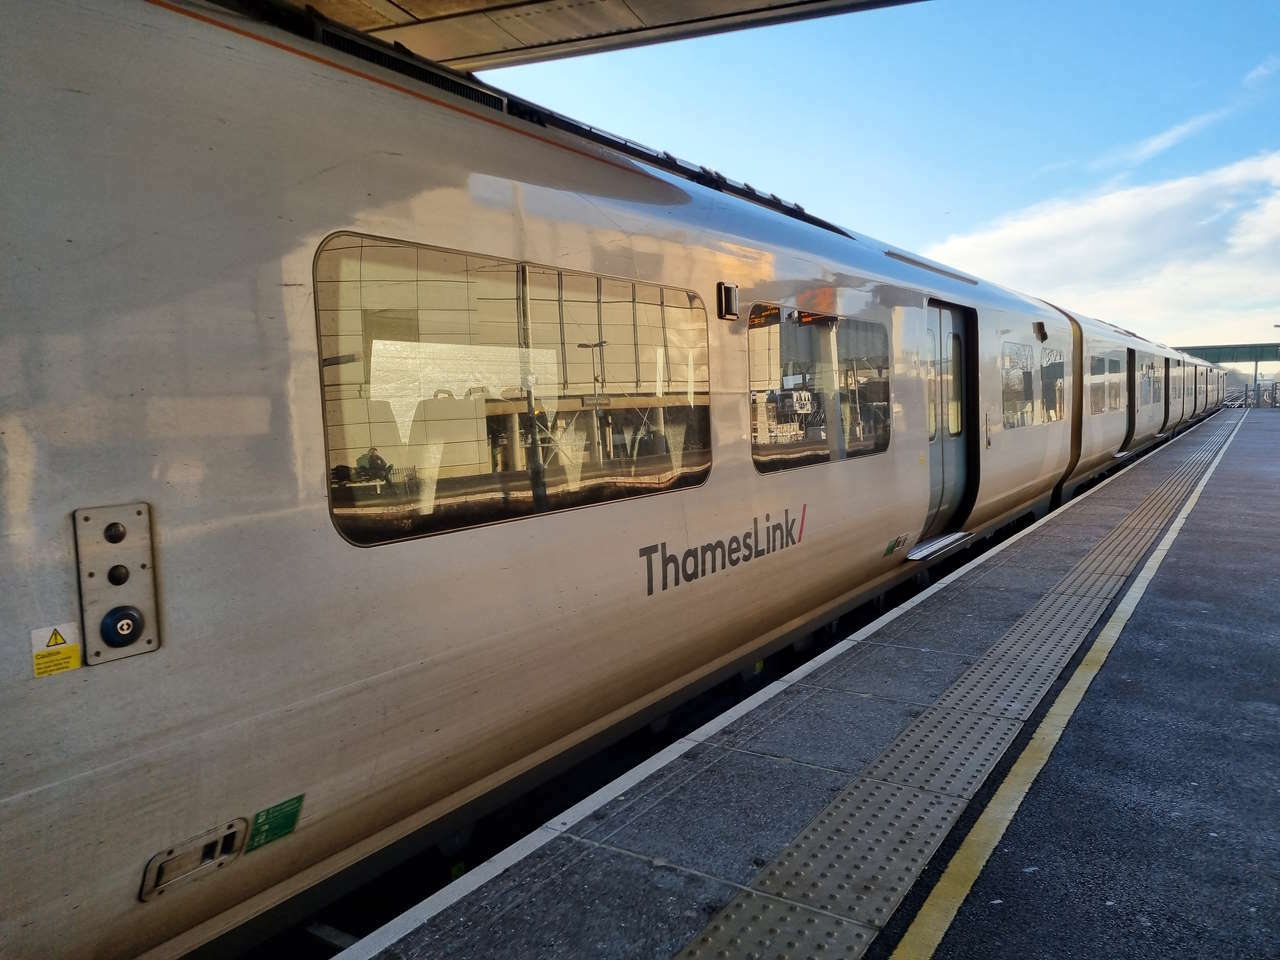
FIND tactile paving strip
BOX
[1053,569,1127,600]
[1076,549,1149,578]
[674,415,1238,960]
[862,705,1021,797]
[936,596,1112,719]
[678,891,877,959]
[753,779,964,927]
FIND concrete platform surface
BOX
[336,409,1278,960]
[934,409,1279,960]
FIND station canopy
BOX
[1177,343,1280,364]
[296,0,923,70]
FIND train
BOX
[0,2,1226,957]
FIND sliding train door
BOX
[921,302,969,539]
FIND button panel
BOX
[73,502,160,665]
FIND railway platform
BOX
[337,408,1277,960]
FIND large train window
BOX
[314,233,711,544]
[1001,342,1035,429]
[748,302,890,472]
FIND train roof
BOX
[236,1,1192,348]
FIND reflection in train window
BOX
[1107,353,1125,410]
[315,233,711,544]
[748,302,890,472]
[1152,360,1164,406]
[1001,342,1035,429]
[947,333,962,436]
[926,329,937,440]
[1136,353,1155,407]
[1041,346,1065,422]
[1090,355,1107,415]
[1170,360,1181,400]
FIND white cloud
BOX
[1243,54,1279,87]
[925,152,1280,347]
[1093,108,1231,170]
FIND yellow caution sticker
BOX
[31,622,82,678]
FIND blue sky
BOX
[483,0,1280,370]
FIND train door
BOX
[1122,348,1136,449]
[1160,357,1171,433]
[1172,358,1183,426]
[921,302,969,540]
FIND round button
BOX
[101,606,144,648]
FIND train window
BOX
[947,333,962,436]
[926,329,937,440]
[748,303,890,472]
[1089,355,1106,415]
[1136,354,1157,407]
[315,233,711,544]
[1152,362,1163,406]
[1107,354,1125,411]
[1041,346,1065,422]
[1001,342,1035,429]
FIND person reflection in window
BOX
[357,446,392,482]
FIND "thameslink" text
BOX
[638,505,807,596]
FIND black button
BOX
[101,606,144,648]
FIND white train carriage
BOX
[0,2,1224,958]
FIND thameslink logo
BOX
[638,505,807,596]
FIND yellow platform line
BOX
[890,410,1248,960]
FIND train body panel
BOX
[1064,315,1131,485]
[0,3,1226,958]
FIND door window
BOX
[926,329,937,440]
[748,302,891,472]
[947,332,962,436]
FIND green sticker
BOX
[245,794,304,852]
